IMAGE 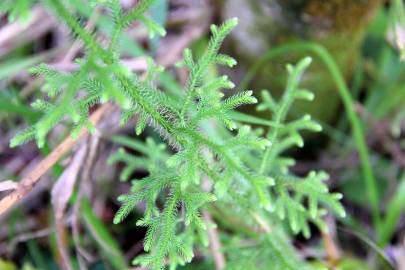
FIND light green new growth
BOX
[8,1,345,269]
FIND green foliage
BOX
[109,55,345,268]
[224,229,318,270]
[9,0,345,269]
[80,197,128,269]
[0,0,37,22]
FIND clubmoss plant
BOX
[8,0,345,269]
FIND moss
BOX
[303,0,381,31]
[223,0,382,124]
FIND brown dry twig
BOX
[52,143,88,270]
[72,135,101,270]
[0,6,104,218]
[202,210,226,270]
[7,227,52,254]
[0,103,113,216]
[322,215,341,267]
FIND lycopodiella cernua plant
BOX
[7,0,345,269]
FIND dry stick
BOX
[321,215,340,267]
[322,232,340,266]
[201,153,226,270]
[202,210,226,270]
[8,227,53,253]
[72,136,100,270]
[53,143,88,270]
[0,103,112,216]
[250,211,271,234]
[0,8,103,216]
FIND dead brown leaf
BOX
[51,144,87,270]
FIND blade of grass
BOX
[0,47,64,81]
[26,240,48,270]
[80,197,128,270]
[378,174,405,246]
[337,227,395,269]
[0,91,41,121]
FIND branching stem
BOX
[239,42,381,233]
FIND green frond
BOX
[256,90,278,113]
[120,107,137,127]
[215,54,237,67]
[121,0,155,27]
[31,99,54,113]
[190,91,257,128]
[49,0,108,61]
[93,64,131,108]
[143,217,159,251]
[29,63,59,77]
[180,18,238,120]
[139,15,166,38]
[294,89,315,101]
[113,193,143,224]
[185,192,216,211]
[10,127,36,148]
[222,91,258,110]
[200,75,235,94]
[106,0,122,25]
[224,125,271,150]
[145,57,165,84]
[136,112,148,135]
[182,48,194,69]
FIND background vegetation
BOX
[0,0,404,269]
